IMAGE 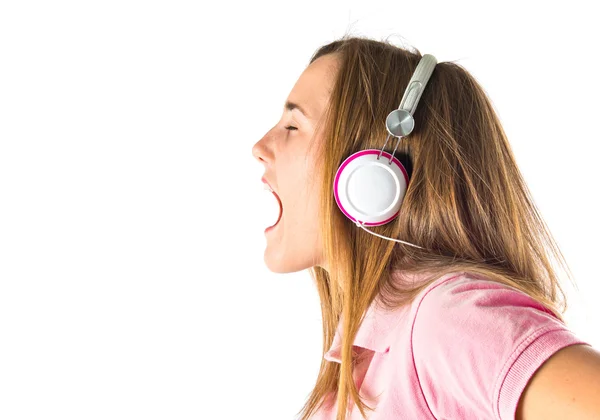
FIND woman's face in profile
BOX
[252,53,339,274]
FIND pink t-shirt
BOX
[309,271,591,419]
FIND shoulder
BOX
[412,270,558,322]
[409,271,589,419]
[411,270,570,363]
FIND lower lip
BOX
[265,216,281,234]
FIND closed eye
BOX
[285,126,298,131]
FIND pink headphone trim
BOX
[334,149,409,226]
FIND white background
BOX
[0,1,598,419]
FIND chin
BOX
[263,253,313,274]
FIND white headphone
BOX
[333,54,437,249]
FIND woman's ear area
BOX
[394,151,413,178]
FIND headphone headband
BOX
[385,54,438,140]
[398,54,438,116]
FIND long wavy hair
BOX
[296,35,576,420]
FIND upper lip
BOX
[262,176,276,192]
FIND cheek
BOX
[279,147,322,212]
[282,173,320,219]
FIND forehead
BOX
[287,54,339,121]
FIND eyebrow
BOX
[284,100,310,119]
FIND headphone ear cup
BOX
[334,149,409,226]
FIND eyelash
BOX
[285,126,298,131]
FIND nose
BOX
[252,132,271,165]
[251,140,262,163]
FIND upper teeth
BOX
[263,183,274,193]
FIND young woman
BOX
[252,36,600,420]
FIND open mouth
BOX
[264,183,283,229]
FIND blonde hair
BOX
[297,35,577,420]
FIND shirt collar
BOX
[323,295,409,363]
[323,270,460,364]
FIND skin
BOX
[515,343,600,419]
[252,54,339,274]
